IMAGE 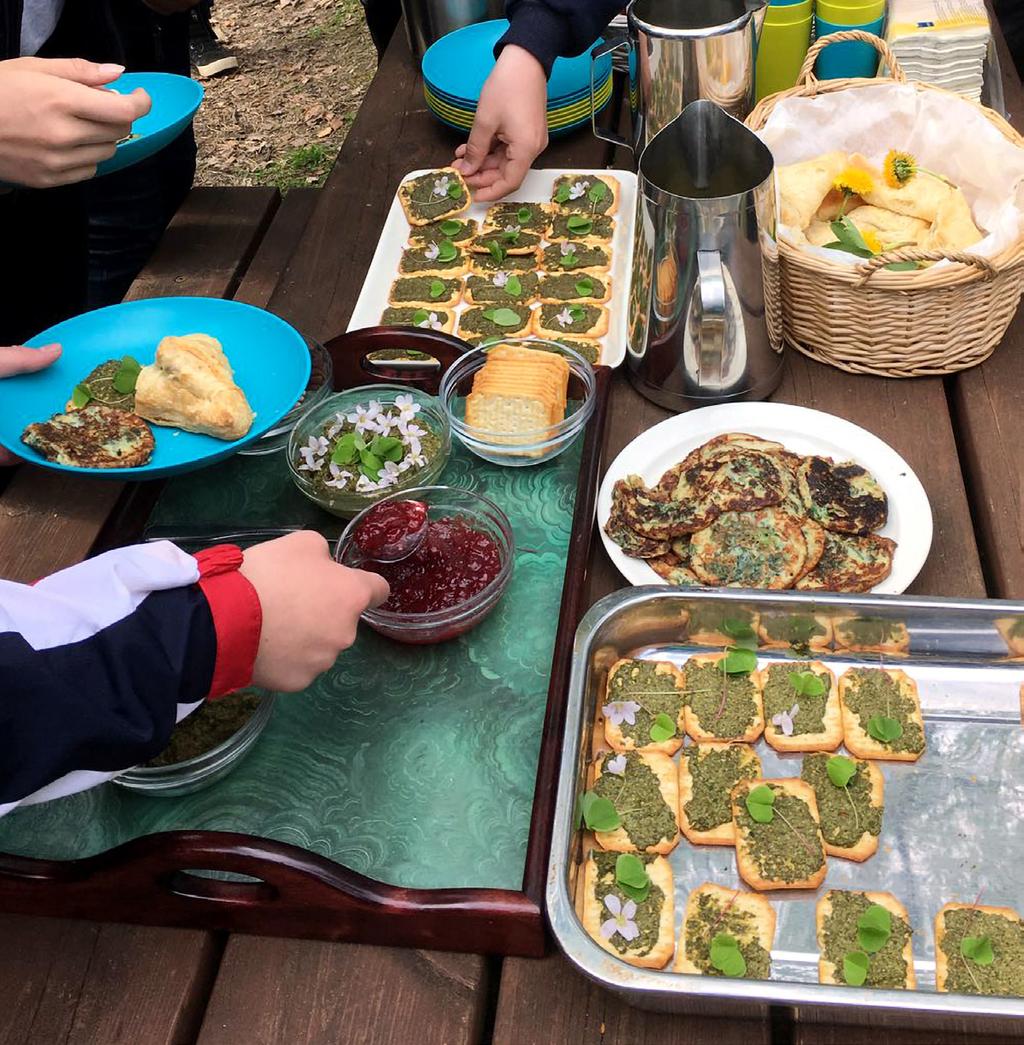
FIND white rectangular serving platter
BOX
[347,167,638,368]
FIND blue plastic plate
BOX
[422,20,611,104]
[96,72,204,177]
[0,297,311,479]
[424,71,605,109]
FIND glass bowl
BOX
[438,337,597,467]
[335,485,514,645]
[112,691,275,797]
[239,337,333,456]
[288,384,452,519]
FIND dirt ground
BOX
[194,0,377,189]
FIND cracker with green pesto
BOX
[549,211,615,242]
[679,742,761,845]
[833,616,910,655]
[682,652,765,744]
[590,750,680,855]
[757,612,833,651]
[470,251,538,276]
[457,304,533,340]
[483,201,550,234]
[464,271,540,306]
[398,167,470,225]
[538,272,611,305]
[935,903,1024,996]
[550,173,619,215]
[380,306,455,333]
[801,752,883,861]
[759,661,841,753]
[470,227,543,256]
[388,275,462,308]
[674,883,776,978]
[838,667,925,762]
[397,241,468,277]
[602,658,686,756]
[817,889,915,988]
[533,303,609,339]
[407,217,478,246]
[541,241,611,273]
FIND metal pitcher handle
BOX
[696,250,726,385]
[591,35,632,150]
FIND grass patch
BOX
[308,5,359,39]
[251,143,332,191]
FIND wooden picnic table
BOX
[1,17,1023,1045]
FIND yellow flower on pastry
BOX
[860,229,883,255]
[884,150,917,188]
[833,167,875,198]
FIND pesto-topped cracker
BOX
[464,271,540,306]
[470,227,543,256]
[834,616,910,655]
[602,658,685,755]
[732,778,827,891]
[685,607,759,648]
[796,531,895,593]
[679,743,761,845]
[457,304,533,339]
[398,242,468,276]
[538,273,611,305]
[757,612,833,652]
[550,338,600,365]
[691,508,808,590]
[838,667,925,762]
[683,652,765,743]
[533,302,609,339]
[591,750,680,855]
[470,250,537,276]
[380,306,455,333]
[817,890,915,988]
[484,201,550,234]
[66,358,136,413]
[388,275,462,308]
[550,211,615,242]
[551,173,619,215]
[541,241,611,272]
[582,851,675,969]
[674,883,776,979]
[801,752,883,860]
[936,904,1024,997]
[760,661,842,753]
[798,456,888,535]
[398,167,470,225]
[407,217,478,246]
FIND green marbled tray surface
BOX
[0,441,581,890]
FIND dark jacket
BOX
[498,0,625,76]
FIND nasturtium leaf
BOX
[581,791,621,832]
[429,279,446,299]
[843,950,869,986]
[487,240,505,264]
[615,853,650,902]
[112,355,141,394]
[446,180,463,200]
[483,307,523,328]
[867,714,903,744]
[961,935,995,966]
[588,181,608,204]
[331,432,358,465]
[826,755,857,789]
[560,250,578,268]
[412,309,429,326]
[555,183,571,203]
[789,670,825,697]
[505,274,523,297]
[575,277,594,297]
[723,618,758,650]
[709,933,747,977]
[439,219,462,236]
[857,904,892,954]
[516,206,532,224]
[649,712,676,743]
[745,784,775,824]
[567,214,593,235]
[720,647,757,675]
[436,239,458,262]
[71,384,92,408]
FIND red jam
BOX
[375,515,502,615]
[352,499,428,560]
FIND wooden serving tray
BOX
[0,328,611,958]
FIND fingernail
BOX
[98,63,125,77]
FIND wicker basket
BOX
[746,31,1024,377]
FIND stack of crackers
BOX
[464,344,569,451]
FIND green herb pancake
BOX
[691,508,808,589]
[613,474,720,539]
[704,450,787,513]
[22,404,154,468]
[795,531,895,593]
[798,456,888,534]
[604,503,670,558]
[648,555,700,585]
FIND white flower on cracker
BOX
[569,179,589,200]
[424,242,440,261]
[771,703,800,737]
[492,270,509,287]
[606,754,627,776]
[603,700,641,727]
[432,175,451,197]
[555,307,574,328]
[600,895,639,942]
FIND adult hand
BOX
[0,344,62,466]
[142,0,201,13]
[0,57,151,188]
[240,531,390,691]
[452,44,548,201]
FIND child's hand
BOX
[0,57,151,188]
[0,343,62,466]
[452,45,548,201]
[240,531,390,691]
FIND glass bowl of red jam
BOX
[439,337,597,468]
[336,486,514,644]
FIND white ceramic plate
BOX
[597,402,933,594]
[347,167,637,368]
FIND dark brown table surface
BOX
[1,18,1023,1045]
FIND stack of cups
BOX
[756,0,815,101]
[815,0,887,79]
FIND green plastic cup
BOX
[756,2,814,100]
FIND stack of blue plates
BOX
[422,20,613,137]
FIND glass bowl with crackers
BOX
[438,338,596,467]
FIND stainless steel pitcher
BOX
[592,0,767,155]
[625,100,782,410]
[401,0,504,59]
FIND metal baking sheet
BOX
[547,587,1024,1028]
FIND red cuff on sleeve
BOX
[194,545,262,700]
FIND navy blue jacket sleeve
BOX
[497,0,625,76]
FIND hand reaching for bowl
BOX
[0,57,151,189]
[240,531,390,691]
[0,344,61,466]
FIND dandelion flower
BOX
[883,148,954,189]
[833,167,875,198]
[860,229,883,255]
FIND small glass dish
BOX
[438,337,597,467]
[239,337,334,456]
[112,691,275,797]
[288,384,452,519]
[335,485,514,645]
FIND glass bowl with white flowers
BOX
[287,384,451,519]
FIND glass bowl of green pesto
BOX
[113,688,275,797]
[287,384,451,519]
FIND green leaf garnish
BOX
[961,935,995,966]
[446,180,463,200]
[615,853,651,902]
[559,249,579,268]
[370,435,403,461]
[588,180,608,204]
[428,279,446,300]
[439,219,462,236]
[857,904,892,954]
[709,933,747,977]
[482,307,523,328]
[719,647,757,675]
[71,383,92,408]
[359,450,384,475]
[567,214,593,235]
[745,784,775,824]
[723,618,758,650]
[574,277,594,297]
[412,309,429,325]
[112,355,141,394]
[649,712,676,743]
[505,274,523,298]
[826,755,857,789]
[830,216,872,256]
[788,670,825,697]
[843,950,869,986]
[436,239,458,262]
[516,206,532,224]
[580,791,620,832]
[867,714,903,744]
[500,227,521,244]
[331,432,358,465]
[568,305,586,323]
[554,183,571,203]
[487,240,505,264]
